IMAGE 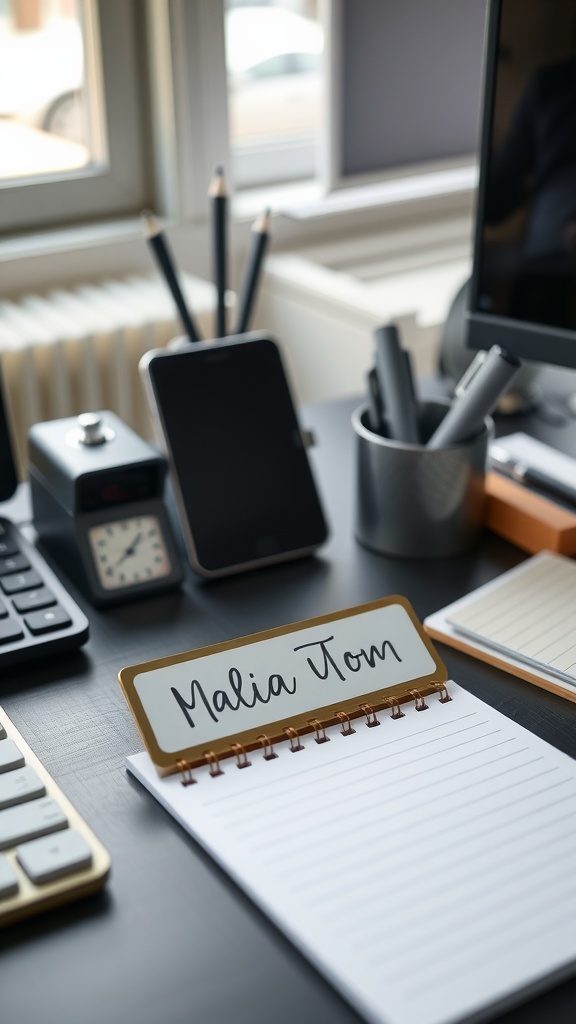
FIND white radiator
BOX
[0,273,217,476]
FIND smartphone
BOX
[140,333,329,577]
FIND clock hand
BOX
[113,532,143,568]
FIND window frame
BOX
[0,0,153,234]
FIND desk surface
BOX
[2,389,576,1024]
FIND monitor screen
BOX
[468,0,576,367]
[0,362,18,503]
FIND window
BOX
[0,0,151,234]
[0,0,487,296]
[224,0,325,189]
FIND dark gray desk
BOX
[2,392,576,1024]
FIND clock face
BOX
[88,514,173,591]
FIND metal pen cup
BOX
[352,399,493,559]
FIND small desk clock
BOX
[28,411,184,607]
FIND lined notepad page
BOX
[447,552,576,687]
[127,682,576,1024]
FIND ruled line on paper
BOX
[203,710,573,906]
[245,745,541,855]
[200,713,562,854]
[403,893,576,1000]
[338,820,576,939]
[300,793,576,915]
[240,739,524,844]
[361,840,576,961]
[204,711,481,812]
[252,773,572,890]
[218,719,541,843]
[222,723,506,840]
[447,553,576,684]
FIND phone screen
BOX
[145,336,328,574]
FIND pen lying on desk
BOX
[490,445,576,507]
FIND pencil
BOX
[234,208,271,334]
[141,211,202,344]
[209,165,228,337]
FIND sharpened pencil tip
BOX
[141,210,159,238]
[209,166,228,198]
[252,208,271,234]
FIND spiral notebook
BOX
[120,596,576,1024]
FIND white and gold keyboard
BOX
[0,703,110,926]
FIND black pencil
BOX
[142,211,202,344]
[209,166,228,337]
[234,208,270,334]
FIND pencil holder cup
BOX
[352,400,493,559]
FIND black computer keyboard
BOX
[0,517,89,668]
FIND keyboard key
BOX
[0,554,30,576]
[0,520,89,670]
[24,606,73,635]
[1,570,43,595]
[0,798,67,850]
[17,829,93,884]
[12,588,56,614]
[0,538,19,558]
[0,739,25,774]
[0,766,46,810]
[0,854,18,899]
[0,619,24,645]
[0,703,110,924]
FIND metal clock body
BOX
[28,412,184,606]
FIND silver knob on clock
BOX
[66,412,116,448]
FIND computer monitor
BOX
[468,0,576,368]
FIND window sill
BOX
[234,158,477,218]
